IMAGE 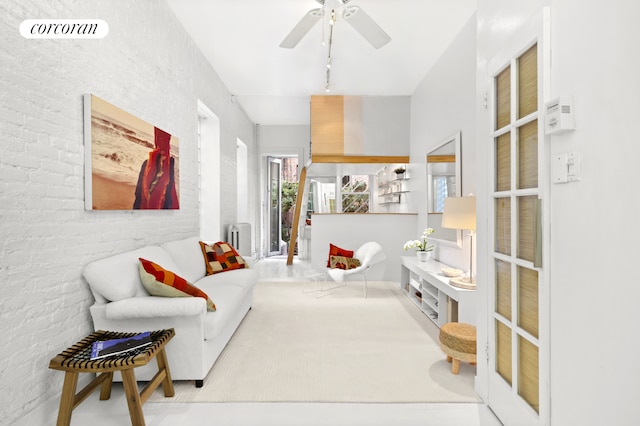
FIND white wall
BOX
[0,1,256,424]
[548,2,640,425]
[310,213,418,281]
[476,1,640,424]
[362,96,411,156]
[409,15,477,271]
[258,124,310,161]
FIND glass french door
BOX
[487,9,549,426]
[267,157,282,256]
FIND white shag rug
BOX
[149,280,479,403]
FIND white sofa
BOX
[83,236,258,387]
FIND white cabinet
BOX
[400,256,476,327]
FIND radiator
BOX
[227,223,251,257]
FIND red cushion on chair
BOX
[327,244,354,267]
[329,255,361,270]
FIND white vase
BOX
[416,251,431,262]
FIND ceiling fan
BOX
[279,0,391,49]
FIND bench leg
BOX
[121,369,145,426]
[99,372,113,400]
[155,348,175,397]
[56,372,79,426]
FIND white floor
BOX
[27,256,502,426]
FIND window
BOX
[341,175,370,213]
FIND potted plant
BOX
[403,228,435,261]
[394,167,406,179]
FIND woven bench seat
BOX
[49,329,175,426]
[439,322,477,374]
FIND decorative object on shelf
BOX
[416,251,431,262]
[441,268,463,277]
[394,167,406,179]
[403,227,435,262]
[442,196,477,289]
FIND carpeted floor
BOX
[149,280,479,403]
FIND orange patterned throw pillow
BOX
[199,241,249,275]
[138,258,216,311]
[329,255,361,270]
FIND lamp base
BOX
[449,276,477,290]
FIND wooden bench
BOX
[48,328,175,426]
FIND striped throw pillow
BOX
[139,258,216,311]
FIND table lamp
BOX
[441,196,477,289]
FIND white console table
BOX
[400,256,477,327]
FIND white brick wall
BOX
[0,1,257,424]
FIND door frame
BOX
[266,156,282,256]
[259,148,304,258]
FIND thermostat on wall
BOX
[545,96,575,135]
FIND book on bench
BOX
[90,332,153,360]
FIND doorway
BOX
[265,156,299,257]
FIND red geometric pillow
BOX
[329,255,361,270]
[199,241,248,275]
[327,243,354,267]
[138,258,216,311]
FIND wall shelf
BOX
[378,177,409,205]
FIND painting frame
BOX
[83,94,180,210]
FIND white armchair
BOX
[327,242,386,297]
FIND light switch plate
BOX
[552,152,581,184]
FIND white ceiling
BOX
[166,0,477,126]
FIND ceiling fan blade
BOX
[342,5,391,49]
[279,8,323,49]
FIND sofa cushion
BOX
[200,241,249,275]
[198,282,248,340]
[197,267,259,292]
[139,258,216,311]
[161,237,206,283]
[84,246,177,302]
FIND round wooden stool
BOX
[439,322,477,374]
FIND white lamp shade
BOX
[441,196,476,230]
